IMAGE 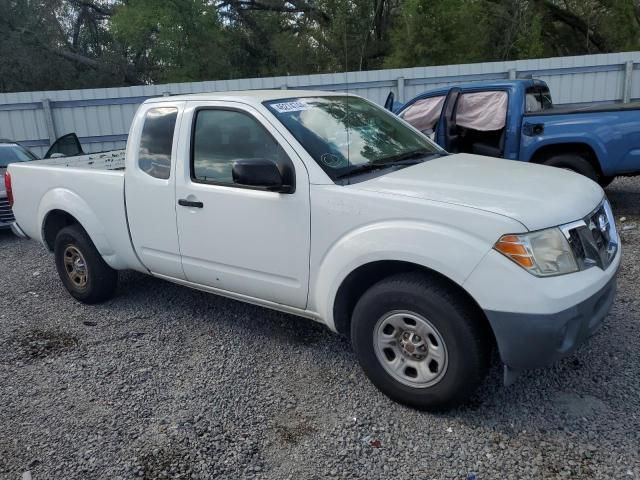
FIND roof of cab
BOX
[144,89,348,105]
[407,79,547,99]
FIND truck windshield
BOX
[0,144,38,168]
[264,96,443,181]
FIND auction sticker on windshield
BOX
[270,100,310,113]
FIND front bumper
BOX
[464,242,621,378]
[484,272,617,372]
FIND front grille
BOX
[563,200,618,271]
[0,196,15,224]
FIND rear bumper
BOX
[485,273,617,372]
[10,222,29,239]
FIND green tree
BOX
[384,0,492,68]
[111,0,234,83]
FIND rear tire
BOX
[350,272,490,411]
[54,224,118,304]
[542,154,598,182]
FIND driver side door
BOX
[435,87,462,153]
[175,102,311,309]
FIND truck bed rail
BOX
[36,150,126,170]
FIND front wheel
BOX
[54,224,118,304]
[350,273,490,411]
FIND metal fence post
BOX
[41,99,57,145]
[396,77,405,103]
[508,69,517,80]
[622,61,633,103]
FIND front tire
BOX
[54,224,118,304]
[350,273,490,411]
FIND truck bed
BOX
[8,150,142,271]
[36,150,126,170]
[524,101,640,116]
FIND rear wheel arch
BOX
[42,210,82,251]
[530,142,603,177]
[332,260,495,345]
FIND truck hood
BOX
[352,154,604,231]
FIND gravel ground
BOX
[1,177,639,480]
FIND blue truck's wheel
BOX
[542,154,598,183]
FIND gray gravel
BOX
[1,177,640,480]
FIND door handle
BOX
[178,199,204,208]
[523,122,544,136]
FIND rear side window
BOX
[525,87,553,112]
[139,107,178,179]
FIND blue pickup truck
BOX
[388,79,640,187]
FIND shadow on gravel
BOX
[137,447,192,479]
[115,270,335,349]
[273,411,317,445]
[13,328,78,360]
[0,229,18,243]
[607,181,640,217]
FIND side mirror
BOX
[232,159,295,193]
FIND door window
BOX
[138,107,178,180]
[399,96,445,133]
[191,109,290,186]
[456,91,508,131]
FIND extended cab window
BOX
[192,109,290,185]
[138,107,178,180]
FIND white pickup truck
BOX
[5,90,620,410]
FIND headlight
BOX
[494,228,579,277]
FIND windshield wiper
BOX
[334,150,445,180]
[334,162,392,179]
[377,149,444,164]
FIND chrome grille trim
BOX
[561,199,618,271]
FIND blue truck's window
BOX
[525,87,553,112]
[191,109,289,185]
[138,107,178,180]
[399,96,445,134]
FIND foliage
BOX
[0,0,639,92]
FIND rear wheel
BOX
[54,225,118,304]
[350,272,490,411]
[542,153,598,182]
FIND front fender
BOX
[38,188,115,257]
[310,220,496,331]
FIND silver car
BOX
[1,140,38,230]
